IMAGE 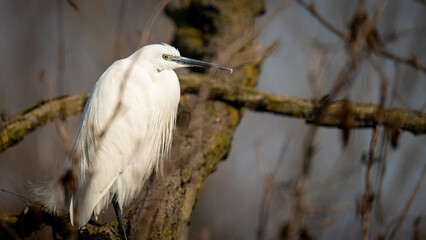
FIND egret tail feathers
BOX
[30,181,66,216]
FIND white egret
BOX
[34,43,232,240]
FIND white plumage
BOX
[33,43,231,238]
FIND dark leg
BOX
[112,194,128,240]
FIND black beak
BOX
[172,56,233,73]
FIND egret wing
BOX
[69,59,153,226]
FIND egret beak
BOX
[172,56,233,74]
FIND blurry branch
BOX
[0,187,32,203]
[360,61,387,240]
[255,139,288,240]
[287,44,324,239]
[209,0,292,74]
[370,0,389,25]
[287,126,318,240]
[114,0,127,59]
[139,0,172,46]
[1,76,426,152]
[296,0,426,74]
[181,76,426,135]
[360,126,380,240]
[57,0,65,95]
[295,0,349,41]
[371,47,426,73]
[66,0,80,11]
[382,26,426,45]
[40,72,73,154]
[389,165,426,240]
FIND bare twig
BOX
[389,62,408,109]
[287,126,318,240]
[40,72,72,154]
[360,60,387,240]
[255,139,289,240]
[287,50,322,238]
[139,0,172,47]
[362,61,388,239]
[372,47,426,73]
[57,0,65,95]
[308,164,362,193]
[295,0,349,41]
[382,26,426,44]
[389,166,426,240]
[327,54,364,100]
[361,127,379,240]
[209,0,293,75]
[66,0,80,11]
[308,43,325,97]
[370,0,390,26]
[114,0,127,59]
[0,187,32,203]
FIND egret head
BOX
[138,43,233,73]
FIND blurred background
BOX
[0,0,425,239]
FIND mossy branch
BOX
[0,94,89,152]
[180,75,426,135]
[1,76,424,153]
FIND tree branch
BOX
[1,76,424,153]
[183,76,425,134]
[372,47,426,73]
[295,0,349,41]
[0,94,89,152]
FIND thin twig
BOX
[288,126,318,240]
[255,138,289,240]
[361,59,387,240]
[388,62,408,109]
[382,26,426,44]
[327,55,363,100]
[209,0,293,75]
[389,166,426,240]
[56,0,65,95]
[40,72,72,154]
[66,0,80,11]
[139,0,172,47]
[114,0,127,59]
[372,47,426,73]
[362,128,378,240]
[287,43,330,238]
[295,0,349,41]
[0,187,32,202]
[370,0,390,26]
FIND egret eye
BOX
[162,54,170,60]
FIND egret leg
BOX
[112,194,128,240]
